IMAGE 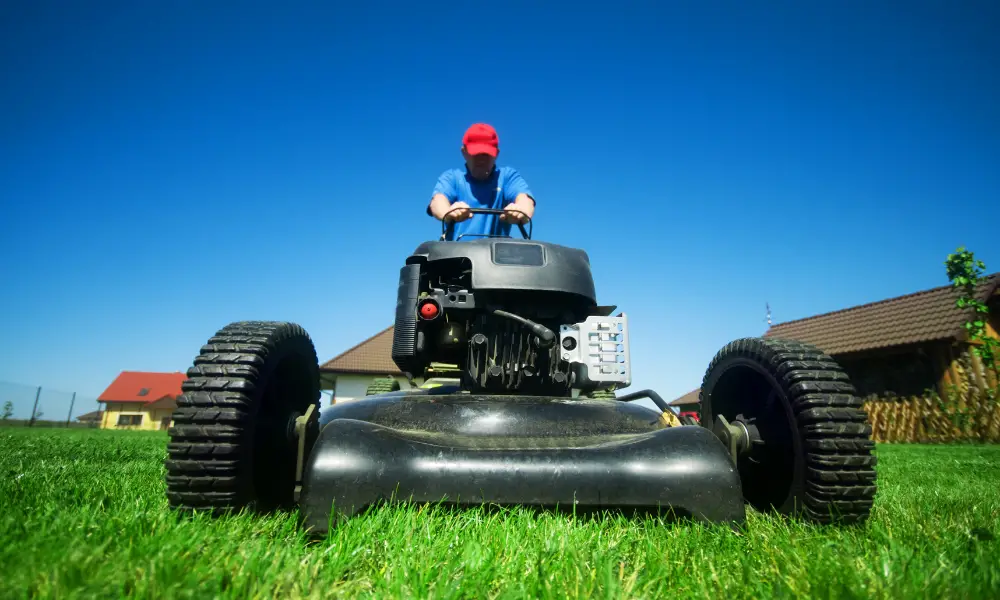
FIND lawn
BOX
[0,427,997,599]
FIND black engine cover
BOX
[406,238,597,303]
[391,237,603,387]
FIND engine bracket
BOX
[559,314,631,387]
[293,403,317,503]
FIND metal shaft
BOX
[66,392,76,427]
[29,386,41,427]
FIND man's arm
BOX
[508,193,535,214]
[426,170,467,221]
[501,168,536,222]
[428,193,456,220]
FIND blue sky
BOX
[1,1,998,418]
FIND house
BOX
[763,273,999,401]
[319,326,421,403]
[76,410,104,427]
[671,273,1000,411]
[669,389,701,421]
[97,371,187,430]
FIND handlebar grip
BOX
[440,205,533,241]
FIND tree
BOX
[943,246,998,442]
[1,401,12,420]
[945,246,998,371]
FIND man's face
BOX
[463,147,496,179]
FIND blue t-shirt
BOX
[429,166,534,240]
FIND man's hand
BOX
[444,201,472,222]
[429,194,472,222]
[500,194,535,224]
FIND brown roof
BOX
[76,410,103,422]
[319,325,402,375]
[764,273,999,356]
[670,388,701,407]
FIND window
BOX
[117,414,143,426]
[137,388,150,397]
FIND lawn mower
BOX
[165,208,878,533]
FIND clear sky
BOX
[1,1,998,419]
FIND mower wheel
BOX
[699,337,877,525]
[166,321,321,514]
[366,377,401,396]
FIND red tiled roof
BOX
[97,371,187,403]
[319,325,402,375]
[764,273,999,355]
[145,395,179,410]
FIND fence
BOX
[0,380,102,428]
[861,387,1000,444]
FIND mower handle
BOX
[441,206,532,241]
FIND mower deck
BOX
[298,392,746,533]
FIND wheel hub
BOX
[712,414,763,465]
[285,411,302,445]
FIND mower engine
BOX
[391,237,630,396]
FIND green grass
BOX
[1,427,998,599]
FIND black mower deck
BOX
[298,393,745,534]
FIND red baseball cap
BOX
[462,123,499,157]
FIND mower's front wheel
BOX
[166,321,321,515]
[699,337,877,525]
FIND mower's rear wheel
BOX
[165,321,321,515]
[699,337,877,525]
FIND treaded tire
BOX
[165,321,321,514]
[366,377,401,396]
[699,337,877,524]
